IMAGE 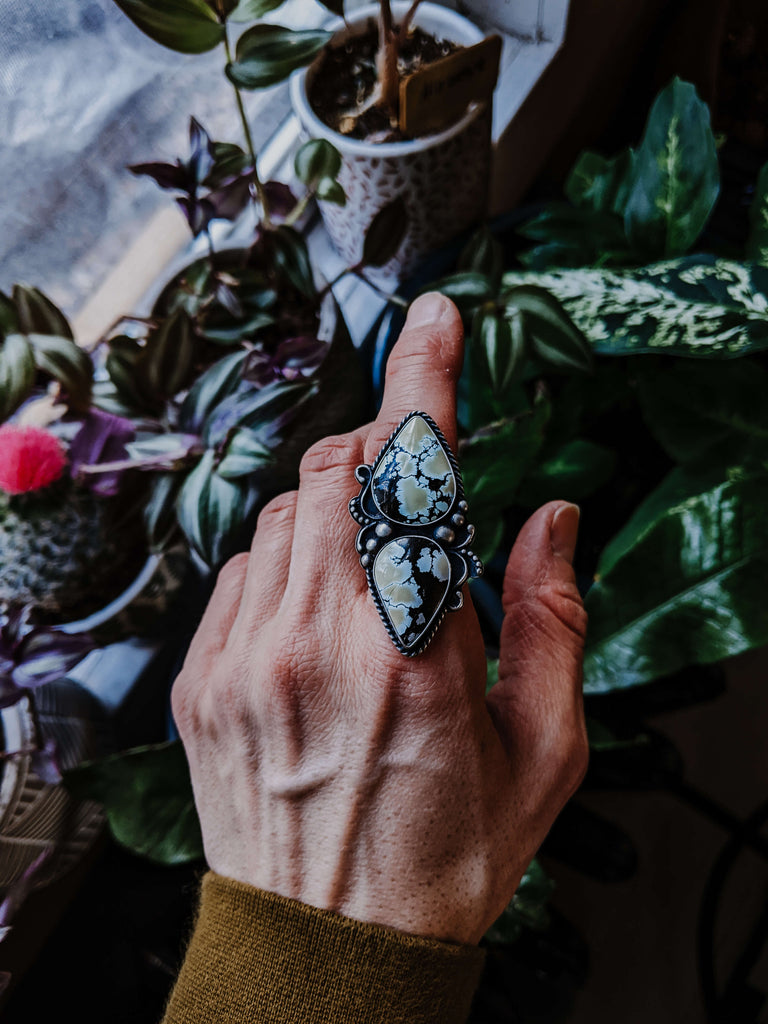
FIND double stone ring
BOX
[349,411,483,657]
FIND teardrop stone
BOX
[372,536,451,650]
[372,415,456,525]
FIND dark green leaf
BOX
[624,77,719,257]
[746,161,768,266]
[203,377,315,445]
[637,358,768,465]
[584,474,768,693]
[202,312,275,345]
[112,0,225,54]
[474,307,525,396]
[0,333,36,420]
[504,285,592,373]
[228,0,285,21]
[362,195,408,267]
[12,284,73,339]
[516,438,616,507]
[316,0,344,15]
[177,449,248,567]
[64,742,203,865]
[226,25,330,88]
[269,225,317,298]
[422,271,494,318]
[144,472,184,549]
[484,860,554,944]
[294,138,341,187]
[565,148,635,216]
[501,256,768,358]
[144,311,195,397]
[316,177,346,205]
[29,333,93,411]
[0,290,18,335]
[517,203,629,269]
[179,349,248,433]
[457,225,503,288]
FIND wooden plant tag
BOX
[400,34,502,138]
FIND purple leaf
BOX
[0,850,52,939]
[70,409,135,496]
[176,196,217,237]
[188,117,216,185]
[11,628,93,690]
[207,175,253,222]
[262,181,297,222]
[129,160,190,192]
[243,335,328,386]
[31,739,63,786]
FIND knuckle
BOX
[299,434,357,481]
[216,552,249,589]
[255,490,297,531]
[170,673,200,736]
[536,583,588,647]
[555,726,589,796]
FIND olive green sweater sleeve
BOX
[162,872,485,1024]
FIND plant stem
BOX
[224,32,272,228]
[284,191,314,228]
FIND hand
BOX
[171,292,588,945]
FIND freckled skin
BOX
[172,295,588,945]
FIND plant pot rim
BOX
[57,552,163,635]
[289,0,485,159]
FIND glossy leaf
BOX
[315,177,345,205]
[746,161,768,266]
[584,474,768,693]
[362,195,408,267]
[421,271,494,318]
[0,333,35,420]
[112,0,225,54]
[64,742,203,865]
[217,428,274,478]
[144,311,195,397]
[457,224,503,288]
[29,333,93,411]
[177,449,248,567]
[565,149,634,216]
[624,77,719,257]
[12,284,73,339]
[500,256,768,357]
[203,377,315,446]
[268,226,316,298]
[636,358,768,465]
[473,307,525,396]
[0,291,18,335]
[517,203,629,270]
[144,472,184,549]
[503,285,592,374]
[226,25,330,88]
[294,138,341,187]
[228,0,285,21]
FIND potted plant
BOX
[289,0,500,278]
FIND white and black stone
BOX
[372,536,451,650]
[372,414,456,525]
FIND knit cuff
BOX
[163,871,485,1024]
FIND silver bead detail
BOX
[375,522,392,538]
[434,525,455,543]
[366,538,378,551]
[451,513,465,527]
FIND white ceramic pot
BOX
[290,2,492,279]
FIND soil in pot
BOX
[309,19,461,142]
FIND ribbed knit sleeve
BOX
[162,871,485,1024]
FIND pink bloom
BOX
[0,425,68,495]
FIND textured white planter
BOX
[290,2,492,279]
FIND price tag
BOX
[400,34,502,138]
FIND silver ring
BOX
[349,411,483,657]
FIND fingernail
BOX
[405,292,450,328]
[550,503,580,563]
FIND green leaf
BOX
[595,465,728,579]
[179,349,248,433]
[12,284,73,339]
[517,203,630,270]
[421,271,494,318]
[228,0,284,21]
[0,290,18,335]
[501,257,768,358]
[636,358,768,465]
[64,742,203,865]
[459,396,551,516]
[144,311,196,397]
[316,0,344,16]
[316,177,346,205]
[144,472,184,549]
[516,438,616,507]
[29,333,93,411]
[624,77,719,257]
[565,149,635,216]
[203,378,316,445]
[226,24,330,88]
[362,195,408,268]
[269,225,317,298]
[177,449,248,567]
[457,225,503,289]
[0,333,36,420]
[113,0,225,53]
[746,161,768,266]
[217,428,274,478]
[504,285,593,373]
[294,138,341,187]
[584,474,768,693]
[473,307,526,396]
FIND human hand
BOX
[171,292,588,945]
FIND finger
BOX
[230,490,299,639]
[487,502,588,780]
[182,552,250,666]
[364,291,464,462]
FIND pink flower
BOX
[0,425,68,495]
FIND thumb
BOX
[487,502,588,780]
